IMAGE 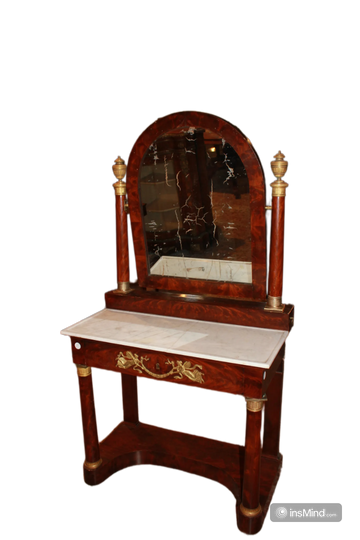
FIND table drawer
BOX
[71,337,245,395]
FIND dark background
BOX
[51,88,342,539]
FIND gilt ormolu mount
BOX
[61,111,294,535]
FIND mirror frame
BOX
[127,111,267,301]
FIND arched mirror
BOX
[127,112,267,300]
[140,127,251,283]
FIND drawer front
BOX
[115,348,205,385]
[71,337,245,395]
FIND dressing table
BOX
[61,111,294,535]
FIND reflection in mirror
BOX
[139,127,252,283]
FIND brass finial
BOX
[267,146,292,181]
[268,146,292,197]
[109,152,126,195]
[110,153,126,182]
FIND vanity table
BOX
[61,111,294,535]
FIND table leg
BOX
[237,397,266,533]
[263,371,284,458]
[119,373,140,424]
[76,365,102,471]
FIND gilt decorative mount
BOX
[116,350,204,384]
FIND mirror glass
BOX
[139,127,252,283]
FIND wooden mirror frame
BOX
[127,111,267,301]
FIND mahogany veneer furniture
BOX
[61,111,294,535]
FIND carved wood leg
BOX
[237,397,265,534]
[76,365,102,470]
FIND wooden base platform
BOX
[84,421,282,534]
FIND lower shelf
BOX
[84,421,282,534]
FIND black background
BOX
[50,84,342,539]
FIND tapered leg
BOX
[76,365,102,470]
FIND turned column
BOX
[76,365,102,471]
[240,397,266,518]
[112,156,131,294]
[265,151,289,312]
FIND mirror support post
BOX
[266,196,286,311]
[265,152,289,312]
[114,181,131,294]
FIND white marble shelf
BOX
[61,309,288,370]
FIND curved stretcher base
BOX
[84,421,282,535]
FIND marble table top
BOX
[61,309,288,369]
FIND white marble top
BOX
[61,309,288,369]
